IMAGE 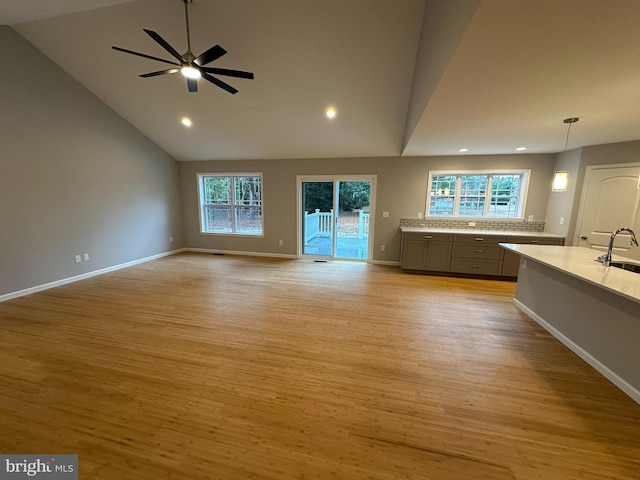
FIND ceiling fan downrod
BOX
[182,0,194,60]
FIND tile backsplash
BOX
[400,217,545,232]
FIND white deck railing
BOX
[304,209,333,244]
[304,209,370,244]
[358,209,370,239]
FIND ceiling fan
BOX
[112,0,254,94]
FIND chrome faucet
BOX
[597,227,639,266]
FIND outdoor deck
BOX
[303,209,370,259]
[303,235,369,259]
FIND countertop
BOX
[400,227,565,238]
[500,244,640,304]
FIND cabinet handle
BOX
[473,249,483,253]
[530,240,540,243]
[474,238,484,241]
[472,265,481,269]
[424,235,432,239]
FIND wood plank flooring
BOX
[1,252,639,479]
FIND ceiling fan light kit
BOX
[112,0,254,94]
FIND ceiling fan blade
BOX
[139,68,180,78]
[201,67,254,80]
[187,78,198,93]
[143,29,185,63]
[202,72,238,94]
[112,46,180,66]
[195,45,227,66]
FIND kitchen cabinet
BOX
[401,229,564,278]
[450,234,506,275]
[401,232,453,272]
[501,236,564,277]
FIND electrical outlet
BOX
[560,217,564,225]
[74,255,82,263]
[83,253,89,261]
[522,259,528,269]
[468,221,476,227]
[417,212,423,219]
[382,211,389,218]
[528,215,534,222]
[279,240,283,246]
[381,244,385,252]
[170,236,174,243]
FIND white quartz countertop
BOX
[500,244,640,304]
[400,227,564,238]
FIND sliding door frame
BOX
[296,175,377,261]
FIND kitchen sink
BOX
[609,261,640,273]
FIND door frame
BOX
[573,162,640,246]
[296,175,377,261]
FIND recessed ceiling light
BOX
[181,117,192,127]
[458,148,469,152]
[516,146,527,151]
[326,107,337,119]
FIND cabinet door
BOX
[501,237,565,277]
[426,241,452,272]
[402,237,426,270]
[501,251,522,277]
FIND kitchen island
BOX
[501,244,640,404]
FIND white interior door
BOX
[576,164,640,260]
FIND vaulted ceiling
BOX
[4,0,640,161]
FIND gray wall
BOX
[180,153,555,263]
[544,148,582,237]
[0,27,183,297]
[403,0,480,148]
[545,140,640,244]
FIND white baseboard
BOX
[371,260,401,266]
[1,248,397,303]
[185,248,298,259]
[513,298,640,405]
[186,248,400,265]
[0,248,185,303]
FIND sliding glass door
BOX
[299,176,374,260]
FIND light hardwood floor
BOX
[1,252,639,479]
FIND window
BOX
[198,173,263,235]
[427,171,528,218]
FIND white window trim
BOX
[197,172,264,237]
[426,169,530,219]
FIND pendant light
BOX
[552,117,578,192]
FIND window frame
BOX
[426,169,530,219]
[197,172,264,237]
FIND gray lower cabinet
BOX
[401,231,565,277]
[450,234,506,275]
[501,236,564,276]
[401,233,453,272]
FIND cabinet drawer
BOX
[453,234,506,246]
[450,259,503,275]
[452,244,504,260]
[404,232,453,242]
[505,236,564,245]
